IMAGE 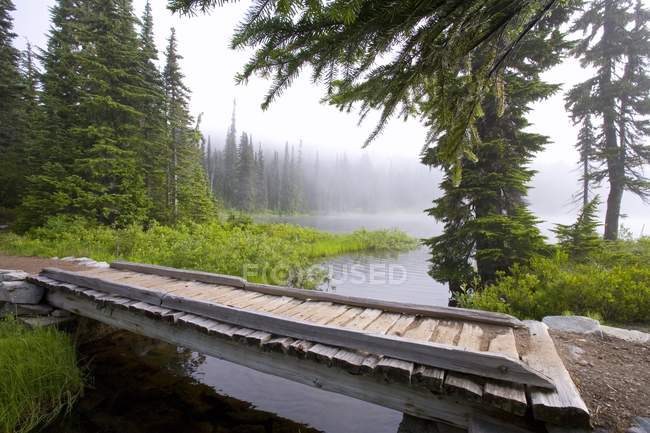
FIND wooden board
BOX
[482,330,527,416]
[522,321,589,427]
[39,268,554,388]
[444,324,485,402]
[110,261,524,328]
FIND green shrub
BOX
[0,318,84,433]
[458,241,650,323]
[0,215,417,287]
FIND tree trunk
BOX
[602,0,623,241]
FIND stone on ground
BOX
[19,316,75,329]
[628,417,650,433]
[542,316,601,334]
[600,326,650,345]
[0,281,44,304]
[0,270,29,281]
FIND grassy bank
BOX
[0,318,84,433]
[0,216,417,287]
[458,238,650,323]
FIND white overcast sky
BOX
[10,1,650,232]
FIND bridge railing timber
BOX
[28,261,591,430]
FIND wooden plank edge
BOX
[109,260,523,328]
[40,268,554,388]
[522,321,590,427]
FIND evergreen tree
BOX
[254,145,268,210]
[575,115,597,207]
[236,132,255,211]
[20,0,151,229]
[171,0,565,176]
[137,0,169,222]
[267,150,280,211]
[423,12,569,296]
[566,0,650,240]
[553,196,602,261]
[0,0,27,211]
[223,101,238,207]
[280,143,291,213]
[163,27,214,222]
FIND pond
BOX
[257,212,449,305]
[49,212,448,433]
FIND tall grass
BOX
[0,317,84,433]
[0,216,418,287]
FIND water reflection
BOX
[46,332,323,433]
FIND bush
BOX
[0,317,84,433]
[0,215,417,288]
[458,240,650,323]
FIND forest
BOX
[202,111,435,214]
[0,0,649,302]
[1,1,650,432]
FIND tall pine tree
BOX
[423,10,570,297]
[137,0,169,222]
[566,0,650,240]
[0,0,28,213]
[163,27,214,222]
[20,0,150,229]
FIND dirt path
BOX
[0,254,90,274]
[551,330,650,433]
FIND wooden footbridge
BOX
[28,261,590,432]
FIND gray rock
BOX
[51,309,72,318]
[628,417,650,433]
[19,316,75,329]
[542,315,601,335]
[0,269,20,274]
[601,325,650,344]
[0,281,45,304]
[565,343,585,361]
[0,303,54,316]
[0,271,29,282]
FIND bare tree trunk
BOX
[602,0,623,241]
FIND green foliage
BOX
[0,0,34,210]
[423,11,568,295]
[458,240,650,323]
[552,196,602,260]
[565,0,650,240]
[0,216,417,288]
[0,317,84,433]
[169,0,566,177]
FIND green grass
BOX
[458,238,650,323]
[0,317,84,433]
[0,215,418,288]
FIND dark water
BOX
[51,213,446,433]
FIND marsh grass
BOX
[0,317,84,433]
[0,216,417,287]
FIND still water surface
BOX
[52,213,448,433]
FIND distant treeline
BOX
[202,110,436,214]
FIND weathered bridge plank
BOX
[40,267,554,388]
[110,261,524,328]
[522,321,590,427]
